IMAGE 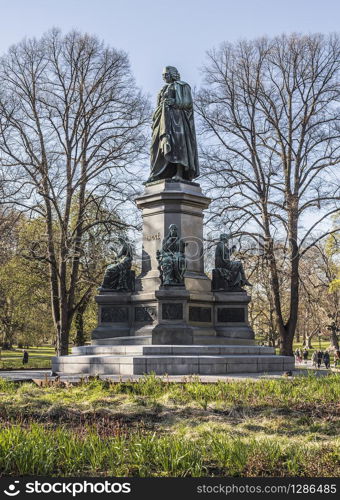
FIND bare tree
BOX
[197,33,340,355]
[247,253,281,346]
[319,234,340,350]
[0,30,149,355]
[296,245,334,348]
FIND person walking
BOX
[334,350,340,368]
[317,350,323,369]
[312,351,318,368]
[22,350,29,366]
[294,348,301,363]
[323,351,330,369]
[303,349,308,364]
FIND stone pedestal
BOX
[214,291,254,341]
[90,288,254,346]
[135,179,211,293]
[152,288,193,344]
[91,292,132,340]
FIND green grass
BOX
[293,341,332,352]
[0,424,337,477]
[271,341,333,358]
[0,374,339,476]
[0,346,55,370]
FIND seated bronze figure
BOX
[157,224,186,286]
[100,237,134,291]
[212,233,252,291]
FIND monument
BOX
[52,67,294,376]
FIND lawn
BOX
[0,374,339,477]
[0,346,55,370]
[292,341,332,353]
[267,341,332,357]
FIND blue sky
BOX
[0,0,339,101]
[0,0,336,236]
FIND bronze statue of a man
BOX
[147,66,199,183]
[214,233,252,290]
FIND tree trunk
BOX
[295,327,300,343]
[59,300,73,356]
[75,309,85,347]
[280,202,300,357]
[279,324,295,356]
[305,336,313,349]
[330,327,340,351]
[55,323,72,356]
[75,293,92,347]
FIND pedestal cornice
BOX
[136,179,211,211]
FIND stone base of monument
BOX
[91,288,255,344]
[51,344,294,376]
[52,179,295,376]
[53,274,295,376]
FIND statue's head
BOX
[162,66,180,83]
[169,224,178,236]
[220,233,230,242]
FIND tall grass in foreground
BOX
[0,375,339,477]
[1,372,340,408]
[0,424,338,477]
[106,372,340,407]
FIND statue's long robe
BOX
[149,81,199,181]
[215,242,232,269]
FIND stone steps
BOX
[91,335,255,346]
[71,345,275,355]
[92,336,152,346]
[52,344,294,376]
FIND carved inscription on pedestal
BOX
[217,307,245,323]
[135,306,157,322]
[145,232,161,241]
[162,303,183,320]
[189,306,212,322]
[101,306,128,323]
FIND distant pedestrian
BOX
[22,350,29,365]
[303,349,308,364]
[312,351,318,368]
[317,350,323,369]
[323,351,330,369]
[294,348,301,363]
[334,350,340,368]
